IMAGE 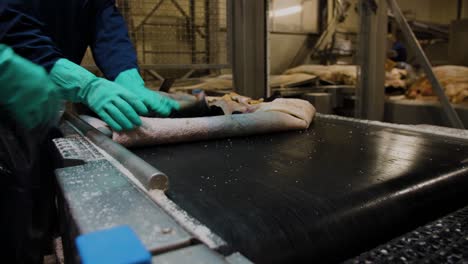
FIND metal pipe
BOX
[65,113,169,191]
[387,0,465,129]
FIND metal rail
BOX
[387,0,465,129]
[65,113,170,191]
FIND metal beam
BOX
[83,64,230,71]
[387,0,465,129]
[230,0,269,99]
[355,0,387,121]
[146,70,165,81]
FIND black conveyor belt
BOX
[346,205,468,263]
[131,116,468,263]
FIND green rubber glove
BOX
[50,59,150,131]
[0,45,60,129]
[114,69,180,117]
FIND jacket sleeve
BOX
[0,4,62,71]
[91,0,138,81]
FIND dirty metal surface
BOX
[56,159,192,253]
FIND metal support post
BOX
[355,0,387,121]
[230,0,269,99]
[387,0,465,129]
[457,0,463,20]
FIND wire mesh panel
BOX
[116,0,229,75]
[82,0,230,79]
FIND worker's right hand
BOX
[0,45,60,129]
[81,78,150,131]
[50,59,149,131]
[114,69,180,117]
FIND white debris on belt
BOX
[149,190,227,249]
[317,113,468,140]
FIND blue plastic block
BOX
[76,225,152,264]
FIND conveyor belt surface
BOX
[346,205,468,263]
[131,116,468,263]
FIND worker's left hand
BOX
[0,45,61,129]
[115,69,180,117]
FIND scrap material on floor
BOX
[171,75,234,93]
[286,63,414,89]
[269,73,318,88]
[169,64,360,95]
[82,94,315,147]
[407,65,468,103]
[283,64,358,85]
[170,73,318,93]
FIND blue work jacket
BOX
[0,0,137,80]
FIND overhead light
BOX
[270,5,303,18]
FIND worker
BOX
[387,33,407,63]
[0,0,180,132]
[0,1,177,262]
[0,42,62,263]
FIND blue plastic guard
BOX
[76,225,151,264]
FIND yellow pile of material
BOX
[407,66,468,104]
[171,73,318,92]
[284,65,358,85]
[172,76,234,92]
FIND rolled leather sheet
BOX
[82,98,316,148]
